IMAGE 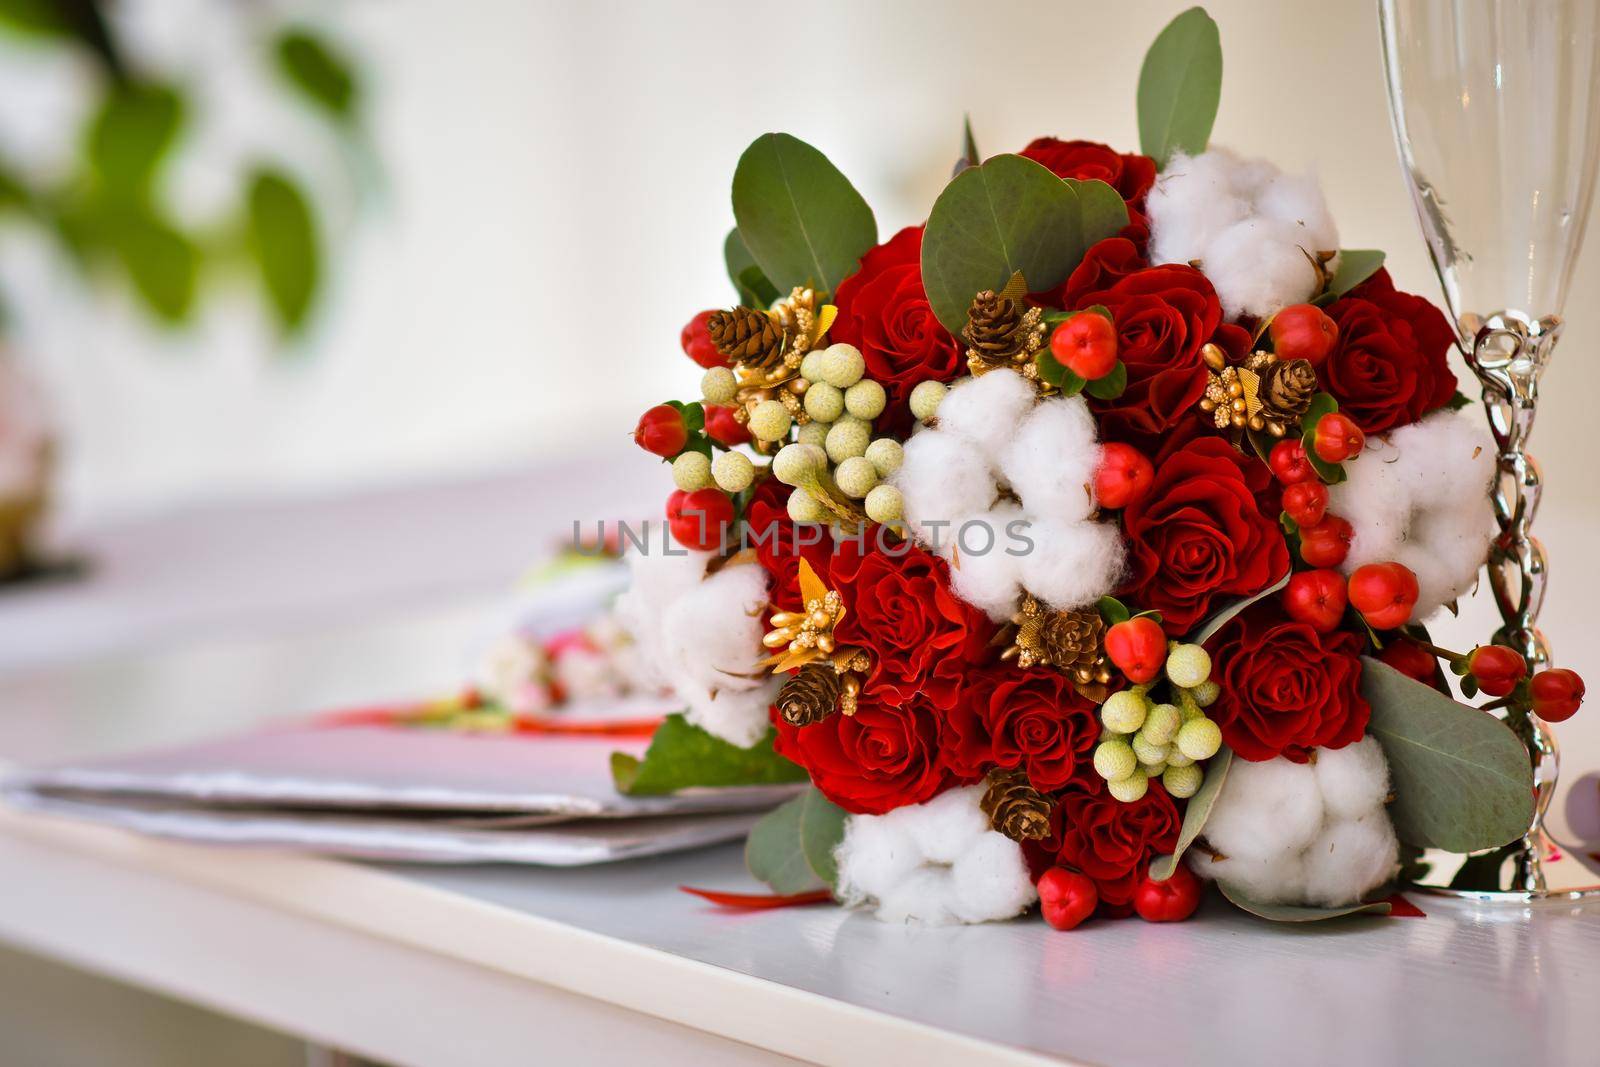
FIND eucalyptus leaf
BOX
[1137,7,1223,168]
[1360,656,1534,852]
[274,27,359,124]
[1149,745,1231,881]
[746,787,847,894]
[611,713,809,795]
[107,208,198,323]
[724,229,779,307]
[731,133,877,295]
[1193,569,1290,646]
[87,82,185,196]
[921,154,1127,334]
[1327,249,1385,297]
[247,168,320,335]
[1218,881,1393,922]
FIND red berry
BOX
[1379,639,1440,685]
[1283,569,1347,633]
[1313,412,1366,464]
[703,404,751,448]
[1531,668,1585,722]
[666,487,734,551]
[1132,863,1203,923]
[681,310,727,369]
[1282,480,1330,528]
[634,404,688,458]
[1466,645,1529,698]
[1049,311,1119,380]
[1037,867,1099,931]
[1269,439,1318,485]
[1347,561,1420,630]
[1298,514,1353,568]
[1105,616,1167,683]
[1268,304,1340,367]
[1094,442,1154,510]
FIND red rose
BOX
[1038,236,1149,310]
[943,666,1100,789]
[1205,603,1372,762]
[1120,437,1290,635]
[1321,269,1459,434]
[830,226,964,435]
[1019,138,1157,207]
[1023,777,1181,910]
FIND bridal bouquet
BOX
[610,7,1584,926]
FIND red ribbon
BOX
[679,886,834,909]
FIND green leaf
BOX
[1299,395,1346,484]
[86,83,185,196]
[246,168,320,334]
[0,0,70,35]
[1193,569,1290,645]
[1218,881,1393,922]
[730,133,877,295]
[611,713,809,795]
[1035,348,1066,388]
[1445,390,1473,411]
[745,787,847,894]
[1360,656,1535,852]
[1137,7,1223,168]
[922,154,1127,334]
[1327,249,1385,297]
[1097,595,1131,626]
[1084,360,1127,400]
[953,114,981,176]
[1149,744,1231,881]
[107,209,198,323]
[274,27,359,123]
[724,229,780,307]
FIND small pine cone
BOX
[1261,358,1318,421]
[980,768,1053,842]
[1038,609,1105,675]
[708,306,792,370]
[963,290,1025,368]
[777,662,843,727]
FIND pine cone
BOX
[1261,358,1317,421]
[963,290,1022,367]
[980,768,1052,842]
[1038,610,1105,675]
[777,662,842,727]
[708,306,791,371]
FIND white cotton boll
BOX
[947,505,1026,621]
[1146,150,1253,266]
[935,369,1039,460]
[656,561,777,747]
[835,814,923,907]
[902,784,991,864]
[1204,757,1325,861]
[612,546,713,690]
[1314,736,1392,821]
[874,867,963,926]
[1301,814,1400,908]
[997,396,1100,522]
[1191,848,1310,906]
[892,429,998,551]
[1202,218,1323,320]
[681,683,780,748]
[949,831,1038,923]
[1015,518,1125,612]
[1255,171,1339,254]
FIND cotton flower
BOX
[834,785,1038,925]
[477,633,555,714]
[1327,408,1496,620]
[1146,148,1339,319]
[1190,736,1399,907]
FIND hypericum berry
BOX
[1101,689,1148,734]
[671,451,712,492]
[1531,668,1585,722]
[908,379,947,422]
[1132,863,1203,923]
[703,404,751,447]
[1105,616,1167,684]
[864,438,903,477]
[1190,679,1220,707]
[787,487,829,523]
[864,483,903,524]
[1163,764,1203,798]
[1268,304,1339,367]
[667,487,734,551]
[845,379,887,420]
[1466,645,1528,698]
[1269,438,1318,485]
[1378,639,1439,684]
[825,417,871,463]
[1049,311,1119,380]
[818,343,866,388]
[834,456,879,499]
[1283,568,1347,633]
[1131,732,1170,767]
[1176,717,1222,761]
[799,348,828,383]
[1093,739,1138,781]
[1094,442,1155,510]
[803,382,845,422]
[748,399,792,443]
[1313,411,1366,464]
[681,310,726,368]
[1298,514,1354,568]
[1037,867,1098,931]
[701,366,737,405]
[1141,702,1182,745]
[1282,480,1329,528]
[772,443,825,486]
[711,451,754,493]
[634,404,688,458]
[1165,644,1211,689]
[1108,770,1150,803]
[1348,561,1420,630]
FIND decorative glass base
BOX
[1412,835,1600,903]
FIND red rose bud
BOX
[1347,561,1420,630]
[1269,438,1318,485]
[1466,645,1529,698]
[681,310,727,369]
[635,404,688,458]
[666,487,734,551]
[1282,480,1330,528]
[1283,569,1347,633]
[1037,867,1099,931]
[1093,442,1154,510]
[1379,639,1440,685]
[1531,668,1585,722]
[1105,616,1167,683]
[1268,304,1339,367]
[1049,311,1119,380]
[1298,514,1354,568]
[1132,862,1203,923]
[1313,411,1366,464]
[703,404,751,447]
